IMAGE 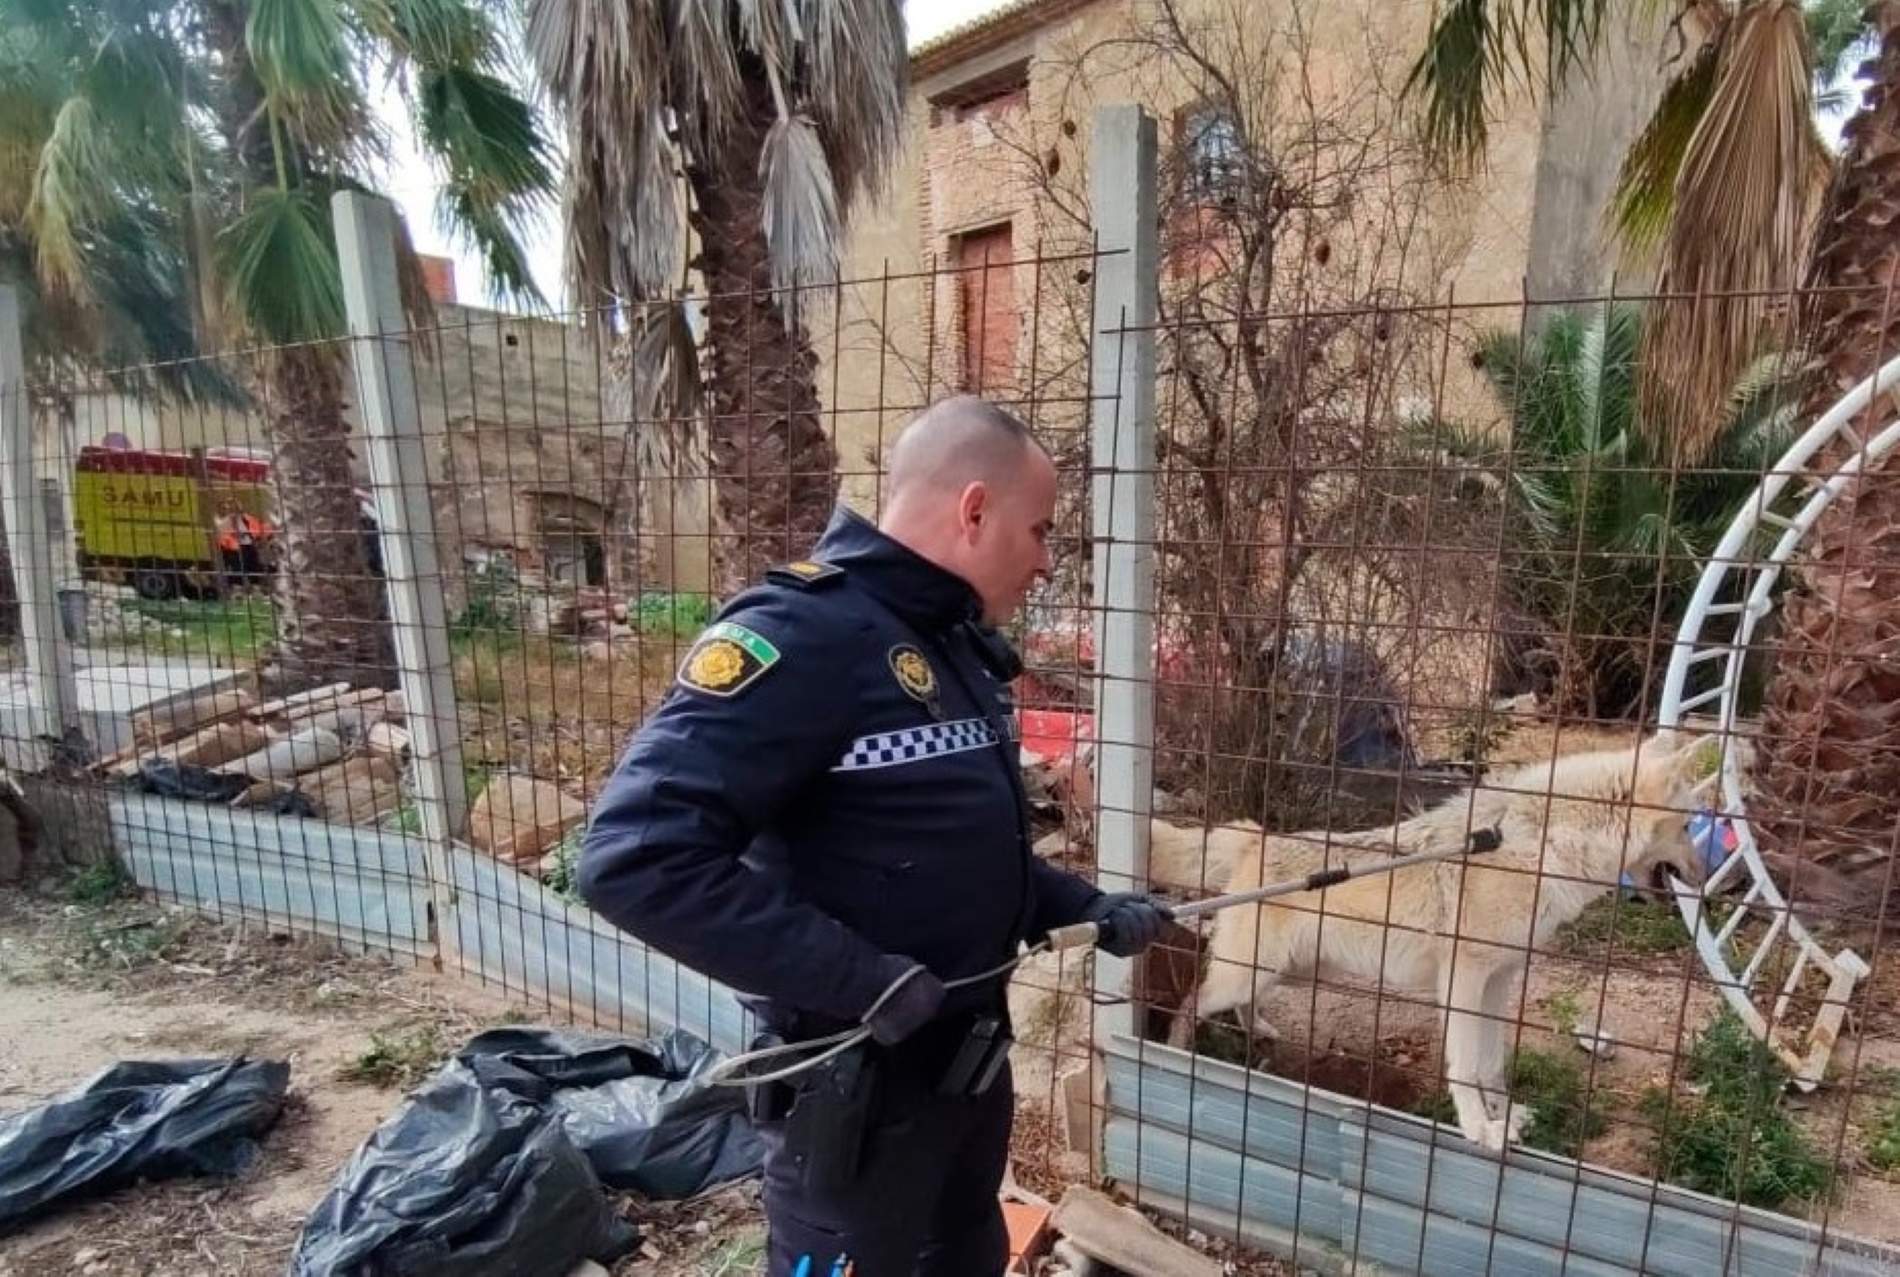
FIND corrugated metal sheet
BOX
[105,792,751,1053]
[1103,1036,1900,1276]
[101,792,1900,1276]
[111,791,433,955]
[443,844,751,1056]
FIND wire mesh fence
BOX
[3,189,1900,1275]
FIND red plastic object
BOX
[1019,709,1094,767]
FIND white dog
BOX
[1159,732,1711,1150]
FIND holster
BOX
[935,1014,1012,1098]
[743,1031,796,1125]
[781,1044,882,1196]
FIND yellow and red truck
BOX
[73,446,275,599]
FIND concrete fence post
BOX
[1087,105,1160,1045]
[331,193,468,949]
[0,286,81,762]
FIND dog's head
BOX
[1623,730,1726,893]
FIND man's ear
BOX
[957,480,989,537]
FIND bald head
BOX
[886,395,1042,501]
[879,395,1056,625]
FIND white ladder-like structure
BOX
[1656,355,1900,1087]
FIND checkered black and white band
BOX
[832,717,1002,772]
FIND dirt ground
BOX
[0,888,1297,1277]
[0,889,768,1277]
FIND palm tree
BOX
[1750,8,1900,899]
[1407,0,1900,899]
[1418,304,1797,718]
[1407,0,1851,459]
[527,0,908,590]
[2,0,554,691]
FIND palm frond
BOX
[759,112,840,307]
[1404,0,1505,165]
[352,0,489,67]
[799,0,906,209]
[416,62,553,304]
[736,0,793,75]
[27,94,116,296]
[1404,0,1615,166]
[528,0,673,304]
[628,296,701,428]
[673,0,742,143]
[245,0,364,153]
[1639,0,1820,465]
[1607,33,1719,258]
[217,186,344,344]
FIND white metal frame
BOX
[1656,355,1900,1085]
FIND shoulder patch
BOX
[678,621,782,697]
[766,559,845,588]
[888,644,942,718]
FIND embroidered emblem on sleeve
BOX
[678,622,781,697]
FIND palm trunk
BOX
[1751,6,1900,907]
[262,347,394,691]
[204,0,390,693]
[687,64,838,594]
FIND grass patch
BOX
[125,596,277,664]
[634,591,714,639]
[67,911,196,972]
[66,859,135,905]
[699,1234,765,1276]
[1868,1097,1900,1173]
[1640,1011,1831,1209]
[393,762,491,835]
[339,1024,449,1089]
[1556,894,1691,956]
[1510,1048,1608,1157]
[1542,988,1583,1037]
[1409,1090,1459,1125]
[538,828,585,903]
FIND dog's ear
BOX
[1633,731,1721,809]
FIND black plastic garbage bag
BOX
[0,1057,289,1232]
[290,1027,764,1276]
[136,759,251,804]
[288,1059,637,1277]
[455,1027,769,1199]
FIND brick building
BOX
[817,0,1668,509]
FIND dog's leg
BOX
[1168,947,1261,1049]
[1480,962,1530,1142]
[1440,959,1506,1150]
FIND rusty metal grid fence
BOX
[2,147,1900,1277]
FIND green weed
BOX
[1408,1090,1459,1125]
[339,1024,448,1089]
[539,829,585,902]
[68,911,194,972]
[126,596,277,665]
[1542,988,1583,1037]
[1510,1048,1608,1157]
[1556,895,1691,956]
[1640,1011,1830,1209]
[636,592,714,639]
[700,1234,766,1277]
[1867,1096,1900,1173]
[66,859,134,905]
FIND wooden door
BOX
[956,222,1017,393]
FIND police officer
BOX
[579,396,1170,1275]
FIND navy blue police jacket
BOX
[577,507,1104,1034]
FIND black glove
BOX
[859,964,946,1046]
[1084,892,1171,958]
